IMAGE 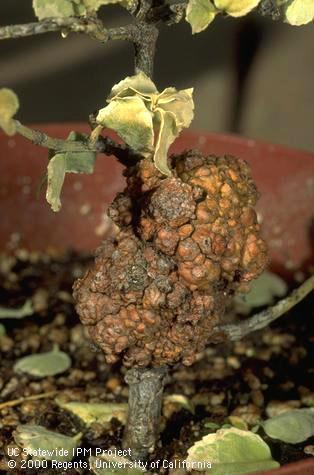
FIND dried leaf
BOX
[14,346,71,377]
[285,0,314,25]
[215,0,261,17]
[263,409,314,444]
[158,88,194,131]
[96,96,154,154]
[46,131,96,212]
[14,424,81,461]
[89,454,145,474]
[56,400,128,426]
[97,73,194,176]
[0,299,33,319]
[186,0,217,34]
[186,427,279,474]
[0,88,19,136]
[108,71,158,100]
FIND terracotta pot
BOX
[1,124,314,474]
[1,124,313,278]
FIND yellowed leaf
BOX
[285,0,314,25]
[0,88,19,136]
[215,0,261,17]
[96,96,154,153]
[186,0,217,34]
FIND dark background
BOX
[0,0,313,151]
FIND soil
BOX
[0,249,313,474]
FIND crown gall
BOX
[73,151,268,368]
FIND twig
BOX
[0,391,57,411]
[0,17,135,43]
[14,121,139,165]
[215,275,314,341]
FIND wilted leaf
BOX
[0,299,33,319]
[186,0,217,34]
[14,346,71,377]
[186,427,279,474]
[109,71,158,100]
[153,108,177,176]
[89,454,145,474]
[56,400,128,426]
[33,0,79,20]
[235,271,287,314]
[285,0,314,25]
[0,88,19,136]
[97,73,194,176]
[46,154,66,212]
[263,409,314,444]
[46,131,96,212]
[215,0,261,17]
[158,88,194,131]
[14,424,81,461]
[96,96,154,154]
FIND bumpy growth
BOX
[73,151,268,368]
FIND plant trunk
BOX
[122,366,168,461]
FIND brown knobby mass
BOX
[73,151,268,367]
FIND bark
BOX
[122,366,168,460]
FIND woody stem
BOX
[122,366,168,460]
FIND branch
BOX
[215,275,314,341]
[14,121,139,166]
[0,17,135,43]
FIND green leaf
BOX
[55,400,128,426]
[0,88,19,136]
[186,0,217,34]
[263,409,314,444]
[214,0,261,17]
[0,299,33,319]
[89,454,145,474]
[108,71,158,100]
[235,271,287,313]
[33,0,77,20]
[186,427,279,475]
[14,346,71,377]
[14,425,81,462]
[153,108,177,176]
[96,96,154,154]
[46,131,96,212]
[285,0,314,25]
